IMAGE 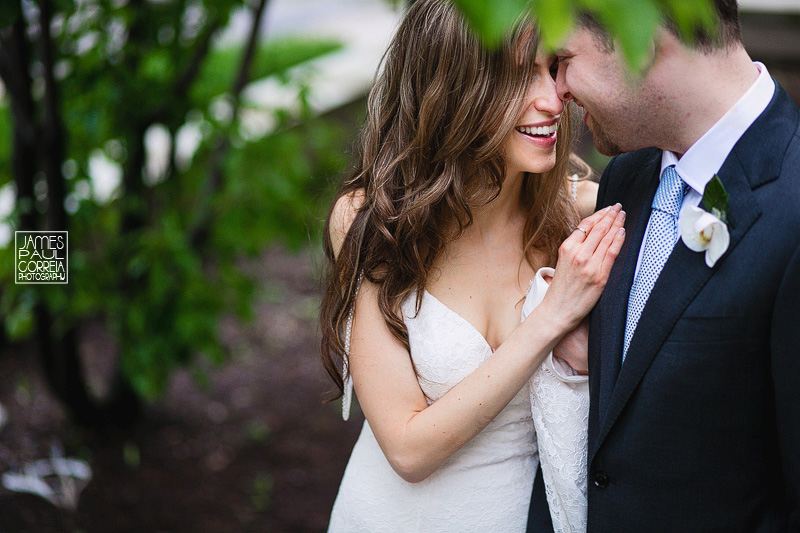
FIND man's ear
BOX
[653,26,688,63]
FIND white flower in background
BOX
[679,204,730,268]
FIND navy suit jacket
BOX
[585,82,800,531]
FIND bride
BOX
[319,0,625,530]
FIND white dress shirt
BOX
[633,61,776,278]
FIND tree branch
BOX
[189,0,270,251]
[0,10,38,232]
[175,17,224,99]
[231,0,270,99]
[148,16,224,126]
[37,0,68,232]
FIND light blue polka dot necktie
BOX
[623,165,687,362]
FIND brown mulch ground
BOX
[0,246,364,532]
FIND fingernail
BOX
[613,203,622,211]
[618,210,626,220]
[618,228,626,235]
[602,205,612,212]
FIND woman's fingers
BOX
[546,203,626,331]
[583,204,622,250]
[600,225,626,275]
[567,203,619,245]
[594,209,626,261]
[583,203,620,230]
[558,203,623,270]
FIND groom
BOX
[528,0,800,531]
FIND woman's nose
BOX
[534,79,564,116]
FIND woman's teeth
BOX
[516,124,557,137]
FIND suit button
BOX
[593,471,610,489]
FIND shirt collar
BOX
[660,61,775,192]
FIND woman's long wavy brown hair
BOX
[320,0,586,399]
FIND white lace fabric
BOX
[523,267,589,533]
[332,268,589,532]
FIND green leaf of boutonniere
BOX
[702,175,729,224]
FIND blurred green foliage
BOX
[0,0,348,405]
[452,0,718,71]
[250,471,274,512]
[0,105,11,180]
[0,0,717,414]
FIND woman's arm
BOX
[332,193,624,483]
[348,277,569,482]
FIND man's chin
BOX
[590,129,624,157]
[594,141,623,157]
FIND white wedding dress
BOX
[328,268,589,532]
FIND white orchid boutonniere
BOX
[679,175,730,268]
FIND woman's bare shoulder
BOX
[575,180,599,219]
[330,188,366,259]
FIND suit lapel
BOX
[595,157,660,430]
[590,156,762,463]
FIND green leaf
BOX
[663,0,718,46]
[140,51,172,82]
[529,0,718,71]
[190,37,343,107]
[532,0,576,52]
[702,174,729,224]
[451,0,531,48]
[5,299,34,340]
[123,442,141,468]
[587,0,661,73]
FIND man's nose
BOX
[556,66,573,102]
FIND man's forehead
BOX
[555,28,594,55]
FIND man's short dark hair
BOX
[579,0,742,52]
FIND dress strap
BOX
[342,272,364,421]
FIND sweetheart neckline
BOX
[421,279,535,353]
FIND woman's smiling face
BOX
[503,51,565,178]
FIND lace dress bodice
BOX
[329,268,588,532]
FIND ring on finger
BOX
[574,226,588,237]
